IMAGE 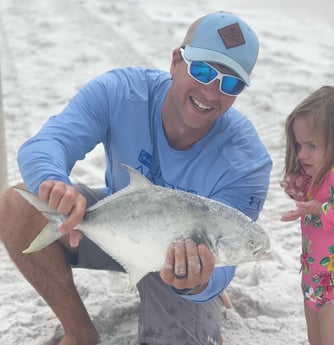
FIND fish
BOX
[15,164,270,286]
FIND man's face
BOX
[168,48,239,132]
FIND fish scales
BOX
[15,164,270,286]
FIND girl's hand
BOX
[280,173,308,201]
[281,200,322,222]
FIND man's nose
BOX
[202,79,221,96]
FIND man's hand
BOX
[280,173,308,201]
[160,239,214,292]
[38,180,87,248]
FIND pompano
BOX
[15,164,270,286]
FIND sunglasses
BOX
[180,48,246,96]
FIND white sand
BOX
[0,0,333,344]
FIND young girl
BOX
[281,86,334,345]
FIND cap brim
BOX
[184,46,250,86]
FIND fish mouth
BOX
[253,247,271,259]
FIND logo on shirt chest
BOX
[207,335,218,345]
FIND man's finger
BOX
[59,196,87,234]
[38,180,55,202]
[174,239,187,278]
[197,243,214,280]
[160,242,175,283]
[69,230,83,247]
[185,239,201,276]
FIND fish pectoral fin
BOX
[215,237,233,265]
[22,223,63,253]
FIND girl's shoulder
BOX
[318,167,334,195]
[326,166,334,180]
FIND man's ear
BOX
[170,48,182,76]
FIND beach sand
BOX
[0,0,333,344]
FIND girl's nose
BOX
[298,146,307,160]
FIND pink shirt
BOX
[298,168,334,310]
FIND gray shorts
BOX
[137,272,223,345]
[67,184,223,345]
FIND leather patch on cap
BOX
[218,23,246,48]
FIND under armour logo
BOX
[249,196,262,210]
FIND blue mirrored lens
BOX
[189,61,218,83]
[189,61,245,95]
[221,76,245,95]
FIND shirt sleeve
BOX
[209,113,272,222]
[214,165,271,222]
[176,266,236,303]
[17,75,112,194]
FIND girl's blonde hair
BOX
[284,86,334,191]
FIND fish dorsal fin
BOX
[120,163,154,191]
[86,164,154,212]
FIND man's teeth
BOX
[192,97,211,110]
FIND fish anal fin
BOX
[114,259,148,289]
[127,269,148,289]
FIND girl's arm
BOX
[281,199,322,222]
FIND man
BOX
[0,11,272,345]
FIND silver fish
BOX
[15,164,270,286]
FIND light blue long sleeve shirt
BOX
[18,67,272,302]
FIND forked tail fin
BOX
[22,223,63,253]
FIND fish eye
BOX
[246,239,256,250]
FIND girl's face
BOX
[293,116,325,177]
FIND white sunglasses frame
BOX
[179,48,246,96]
